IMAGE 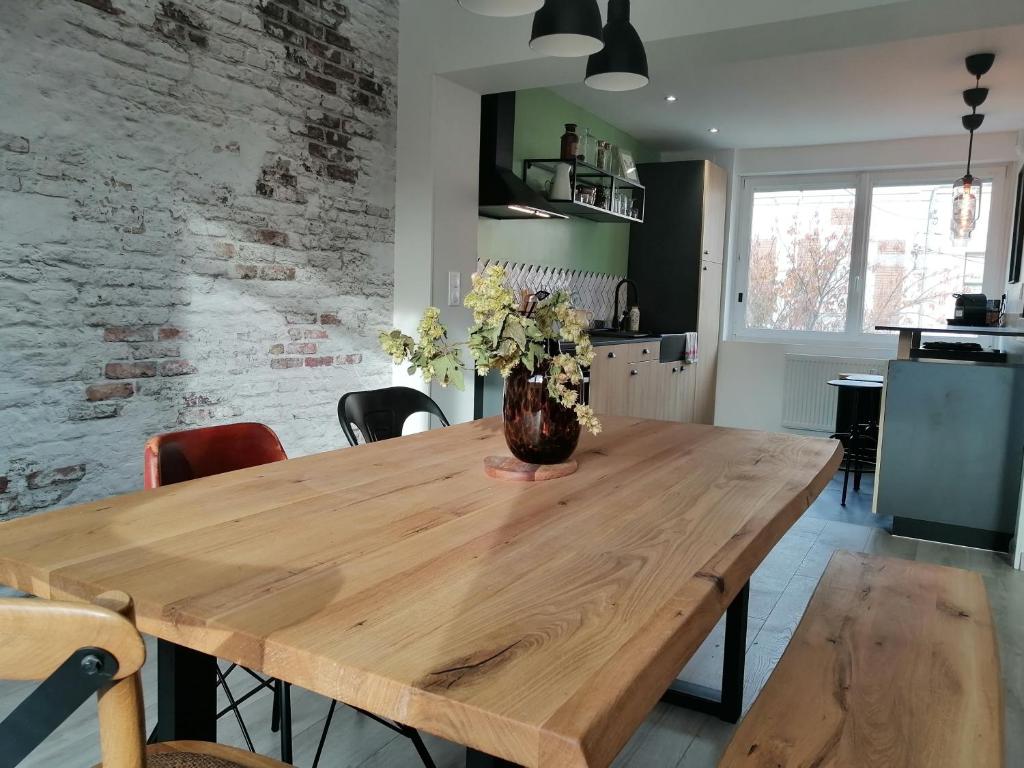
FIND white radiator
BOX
[781,355,887,433]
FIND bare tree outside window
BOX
[746,188,854,332]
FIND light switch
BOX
[447,271,461,306]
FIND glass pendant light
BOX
[951,53,994,245]
[585,0,648,91]
[530,0,604,58]
[458,0,544,17]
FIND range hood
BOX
[479,92,568,220]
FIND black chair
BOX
[338,386,450,446]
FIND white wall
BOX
[395,4,480,427]
[713,131,1022,433]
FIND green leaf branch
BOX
[379,264,601,435]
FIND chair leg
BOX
[276,680,293,764]
[311,700,338,768]
[399,725,437,768]
[216,664,255,753]
[840,445,851,507]
[271,681,280,733]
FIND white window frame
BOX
[731,164,1013,346]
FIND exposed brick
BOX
[254,228,289,247]
[86,382,135,401]
[285,10,318,36]
[305,37,343,65]
[323,63,355,84]
[259,264,296,280]
[319,1,349,20]
[319,312,340,325]
[306,110,341,130]
[358,76,384,96]
[336,353,362,365]
[3,0,396,514]
[303,71,336,95]
[105,361,157,379]
[104,325,156,342]
[27,464,86,489]
[158,360,197,377]
[158,327,186,341]
[323,164,357,183]
[233,263,259,279]
[324,29,351,50]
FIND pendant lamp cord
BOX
[965,72,980,176]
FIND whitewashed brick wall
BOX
[0,0,399,516]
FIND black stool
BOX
[827,377,883,506]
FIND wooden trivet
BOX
[483,455,578,482]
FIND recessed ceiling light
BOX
[708,127,719,134]
[665,95,677,102]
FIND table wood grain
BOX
[0,416,841,767]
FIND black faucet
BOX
[613,279,639,331]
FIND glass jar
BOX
[560,124,579,162]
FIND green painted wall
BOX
[477,88,655,276]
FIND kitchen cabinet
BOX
[695,258,723,424]
[627,160,728,425]
[588,341,694,422]
[653,361,696,422]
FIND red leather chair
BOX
[142,423,435,767]
[143,423,290,757]
[144,422,287,489]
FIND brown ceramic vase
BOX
[502,361,581,464]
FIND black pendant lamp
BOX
[458,0,544,16]
[530,0,604,58]
[585,0,648,91]
[951,53,995,245]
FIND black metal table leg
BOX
[660,581,749,723]
[466,748,520,767]
[156,639,218,742]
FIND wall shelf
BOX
[523,158,645,224]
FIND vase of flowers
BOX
[379,265,600,464]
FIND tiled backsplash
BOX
[477,258,625,327]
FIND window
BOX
[735,167,1007,342]
[863,183,989,332]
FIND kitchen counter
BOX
[875,358,1024,551]
[589,334,659,347]
[875,324,1024,359]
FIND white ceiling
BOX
[411,0,1024,152]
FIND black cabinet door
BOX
[627,161,705,334]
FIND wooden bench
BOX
[719,550,1003,767]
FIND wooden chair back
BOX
[0,592,146,768]
[144,423,287,489]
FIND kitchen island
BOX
[874,355,1024,552]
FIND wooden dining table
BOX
[0,415,841,767]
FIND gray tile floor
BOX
[3,473,1021,767]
